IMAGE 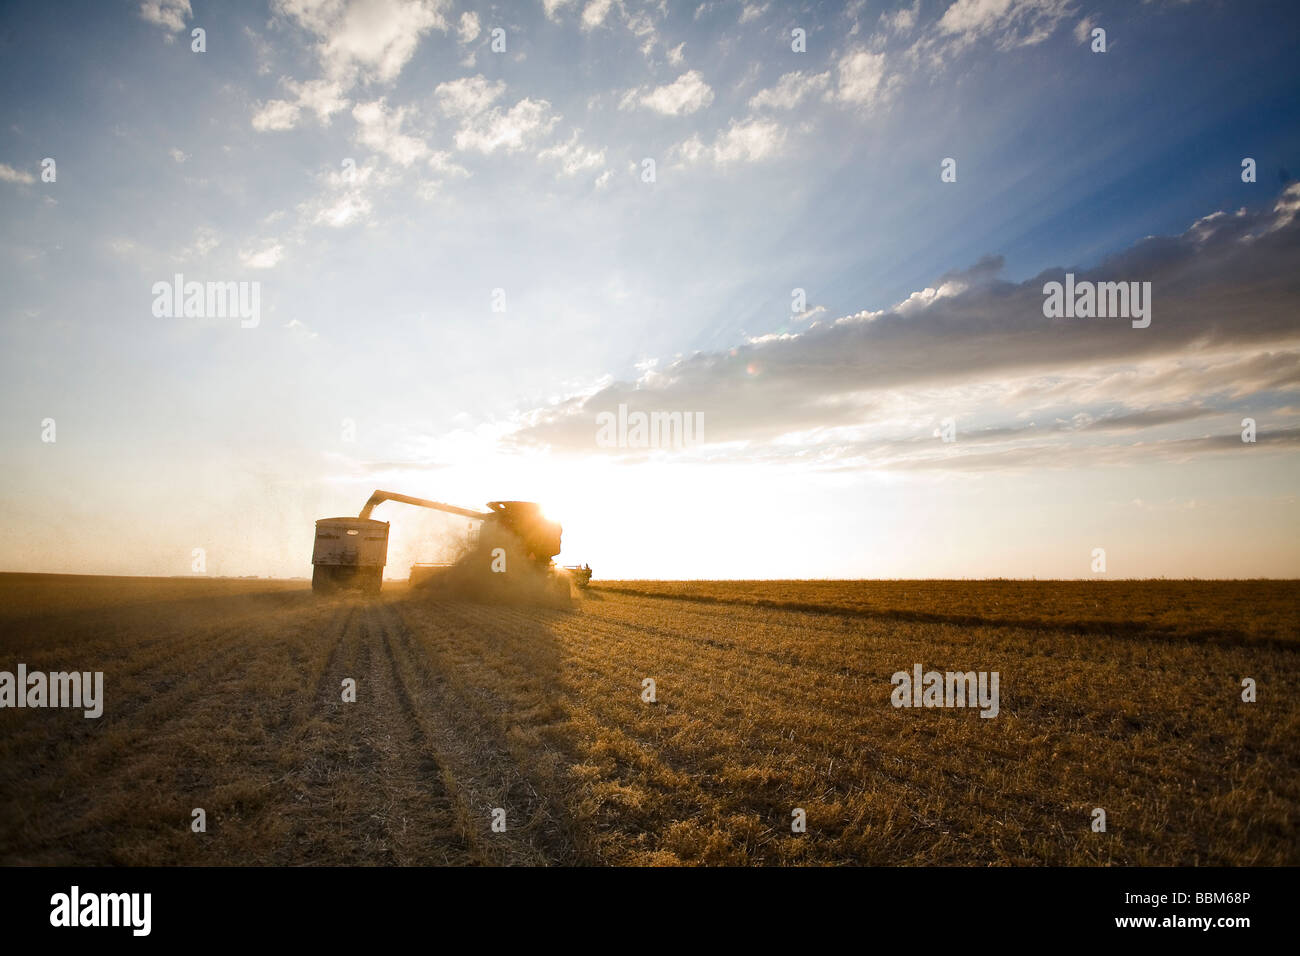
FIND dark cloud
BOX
[511,186,1300,455]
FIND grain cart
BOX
[311,517,389,593]
[312,490,580,595]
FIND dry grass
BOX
[596,579,1300,645]
[1,573,1296,865]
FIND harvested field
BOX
[1,573,1296,866]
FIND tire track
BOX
[311,604,357,707]
[384,599,579,865]
[342,601,468,865]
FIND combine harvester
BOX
[311,489,590,596]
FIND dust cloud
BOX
[409,533,574,608]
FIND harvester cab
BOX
[481,501,561,566]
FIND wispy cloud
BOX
[352,99,428,165]
[749,71,830,111]
[0,163,36,185]
[239,242,285,269]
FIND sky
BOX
[0,0,1297,579]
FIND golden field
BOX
[0,573,1296,866]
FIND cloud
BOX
[835,49,893,109]
[292,78,351,122]
[138,0,190,33]
[174,227,221,261]
[538,131,606,176]
[457,11,481,44]
[434,75,506,116]
[351,99,428,165]
[749,70,830,110]
[624,70,715,116]
[251,78,350,133]
[313,192,372,227]
[543,0,577,21]
[252,99,301,132]
[272,0,449,85]
[433,76,556,157]
[239,243,285,269]
[675,118,786,166]
[412,148,471,198]
[935,0,1074,52]
[624,8,664,60]
[739,3,768,24]
[453,98,557,154]
[426,150,469,177]
[881,1,920,33]
[882,428,1300,474]
[507,186,1300,466]
[293,159,389,229]
[0,163,36,185]
[581,0,614,31]
[1000,349,1300,412]
[168,147,188,163]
